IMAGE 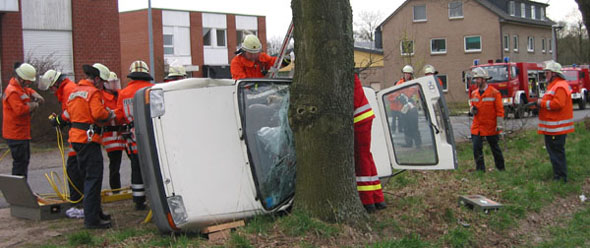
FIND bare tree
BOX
[290,0,368,225]
[353,10,383,42]
[575,0,590,59]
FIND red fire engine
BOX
[465,59,545,118]
[561,64,589,109]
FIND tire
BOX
[514,104,524,119]
[579,93,587,110]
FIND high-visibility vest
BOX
[101,90,126,152]
[230,53,277,80]
[115,80,153,154]
[63,80,111,144]
[538,78,574,135]
[56,78,77,111]
[354,74,375,125]
[470,85,504,136]
[2,78,36,140]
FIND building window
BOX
[531,5,536,19]
[400,40,414,56]
[216,29,226,47]
[527,36,534,52]
[163,34,174,55]
[509,1,515,16]
[513,35,519,52]
[549,39,552,53]
[448,1,463,19]
[521,3,526,18]
[430,38,447,54]
[541,7,545,20]
[236,30,257,49]
[464,36,481,52]
[413,5,427,22]
[438,74,448,92]
[503,35,510,52]
[203,28,212,46]
[542,38,546,53]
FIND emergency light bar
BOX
[474,59,479,66]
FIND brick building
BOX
[0,0,121,86]
[376,0,555,102]
[119,8,267,82]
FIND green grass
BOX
[68,230,99,246]
[243,215,275,234]
[441,227,474,248]
[369,234,432,248]
[536,206,590,248]
[228,233,253,248]
[277,210,339,238]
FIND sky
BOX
[118,0,581,40]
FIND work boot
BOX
[100,211,111,221]
[375,202,387,210]
[364,204,376,214]
[85,219,112,229]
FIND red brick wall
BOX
[190,12,204,77]
[257,16,267,52]
[0,10,24,87]
[226,14,237,63]
[152,9,164,82]
[71,0,121,82]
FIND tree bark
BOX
[289,0,368,225]
[575,0,590,61]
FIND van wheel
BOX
[579,93,587,110]
[514,104,524,119]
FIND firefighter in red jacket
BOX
[102,72,127,192]
[469,67,505,172]
[230,34,290,79]
[40,69,85,209]
[115,60,154,210]
[2,62,44,178]
[62,63,114,229]
[354,74,386,213]
[387,65,415,134]
[536,61,574,183]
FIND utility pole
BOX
[148,0,155,80]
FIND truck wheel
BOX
[514,105,523,119]
[579,93,587,110]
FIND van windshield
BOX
[479,65,509,82]
[239,82,296,210]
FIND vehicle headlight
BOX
[502,98,512,104]
[167,195,188,225]
[150,89,165,118]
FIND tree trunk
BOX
[575,0,590,61]
[289,0,368,225]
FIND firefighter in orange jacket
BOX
[388,65,414,134]
[62,63,114,229]
[469,67,505,172]
[536,61,574,182]
[423,64,444,88]
[230,34,290,79]
[115,60,154,210]
[39,69,85,207]
[2,62,44,178]
[354,74,386,213]
[102,72,127,192]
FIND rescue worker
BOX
[230,34,290,79]
[115,60,154,210]
[423,64,444,88]
[62,63,114,229]
[392,65,421,147]
[535,61,574,182]
[469,67,505,172]
[102,72,127,192]
[354,74,386,213]
[2,62,44,178]
[164,65,187,82]
[39,69,84,216]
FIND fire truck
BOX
[465,59,545,118]
[561,65,589,109]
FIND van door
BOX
[375,76,457,170]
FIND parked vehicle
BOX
[133,76,457,233]
[465,60,545,118]
[561,65,589,109]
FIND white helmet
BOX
[402,65,414,74]
[472,67,492,80]
[39,69,62,91]
[543,60,565,78]
[105,71,121,91]
[241,34,262,53]
[167,66,186,77]
[93,63,111,81]
[15,63,37,81]
[423,64,437,75]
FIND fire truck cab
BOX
[561,65,589,109]
[465,60,545,118]
[133,76,457,233]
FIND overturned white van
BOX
[133,76,457,233]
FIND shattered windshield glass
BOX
[239,82,296,210]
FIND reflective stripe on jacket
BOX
[102,90,125,152]
[2,78,35,140]
[538,78,574,135]
[115,80,153,154]
[64,79,111,144]
[230,53,277,80]
[470,86,504,136]
[354,74,375,125]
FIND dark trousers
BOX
[107,150,123,190]
[72,142,104,226]
[6,139,30,178]
[128,152,145,204]
[402,108,421,147]
[390,111,402,133]
[66,154,84,204]
[472,134,505,171]
[544,134,567,181]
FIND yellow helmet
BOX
[241,34,262,53]
[402,65,414,74]
[39,69,62,91]
[472,67,492,80]
[167,66,186,77]
[423,64,437,75]
[15,63,37,81]
[128,60,153,81]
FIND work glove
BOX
[496,117,504,132]
[470,106,478,116]
[31,92,45,104]
[48,113,70,128]
[396,93,409,105]
[27,102,39,112]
